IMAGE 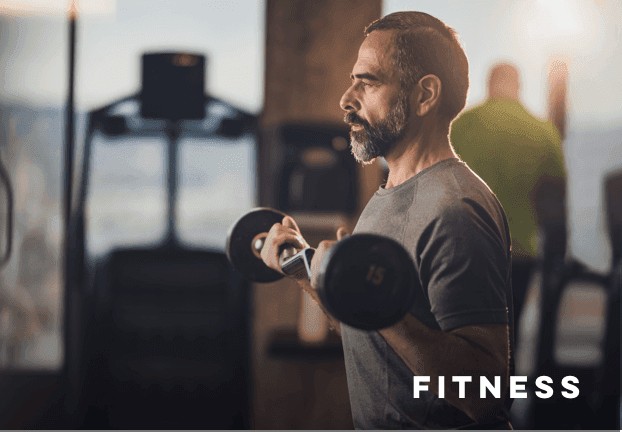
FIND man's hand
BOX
[309,227,349,288]
[259,217,348,336]
[260,216,309,275]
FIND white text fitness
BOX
[414,376,579,399]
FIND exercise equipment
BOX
[52,50,258,429]
[0,154,12,268]
[317,233,417,331]
[226,208,418,330]
[512,171,621,430]
[226,208,290,283]
[226,207,316,283]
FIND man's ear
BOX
[412,74,442,117]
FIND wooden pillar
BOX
[259,0,385,216]
[253,0,382,429]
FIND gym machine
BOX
[513,172,620,430]
[63,52,256,429]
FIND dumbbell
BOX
[226,208,418,330]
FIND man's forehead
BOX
[352,30,396,79]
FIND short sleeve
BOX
[417,199,510,332]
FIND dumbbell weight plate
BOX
[226,207,287,283]
[317,234,418,331]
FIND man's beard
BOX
[345,94,409,165]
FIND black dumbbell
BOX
[226,207,418,330]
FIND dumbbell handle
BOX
[278,245,298,267]
[253,236,315,281]
[280,247,315,281]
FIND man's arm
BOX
[295,276,342,337]
[300,272,510,422]
[299,258,509,421]
[260,214,511,422]
[259,216,346,336]
[380,317,509,423]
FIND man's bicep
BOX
[421,205,510,332]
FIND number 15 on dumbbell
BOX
[226,208,418,331]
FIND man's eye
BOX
[361,81,372,87]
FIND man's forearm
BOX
[294,278,342,336]
[380,317,509,423]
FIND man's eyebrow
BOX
[351,72,381,82]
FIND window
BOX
[176,135,257,251]
[85,135,168,259]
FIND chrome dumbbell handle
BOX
[280,247,315,281]
[252,235,314,281]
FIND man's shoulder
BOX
[416,161,507,233]
[417,160,493,201]
[360,160,506,239]
[414,161,498,217]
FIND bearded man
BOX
[261,11,514,430]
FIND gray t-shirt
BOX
[342,158,513,429]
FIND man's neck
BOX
[383,121,456,189]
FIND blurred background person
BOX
[450,62,566,323]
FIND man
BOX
[450,63,566,320]
[261,12,514,429]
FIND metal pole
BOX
[164,120,181,245]
[63,0,77,388]
[65,4,76,228]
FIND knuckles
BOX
[268,222,283,236]
[311,240,336,272]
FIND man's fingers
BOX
[282,216,299,231]
[267,222,306,248]
[260,223,307,272]
[281,216,309,248]
[337,226,349,240]
[276,228,307,250]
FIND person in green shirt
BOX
[450,62,566,321]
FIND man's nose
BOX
[339,84,359,113]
